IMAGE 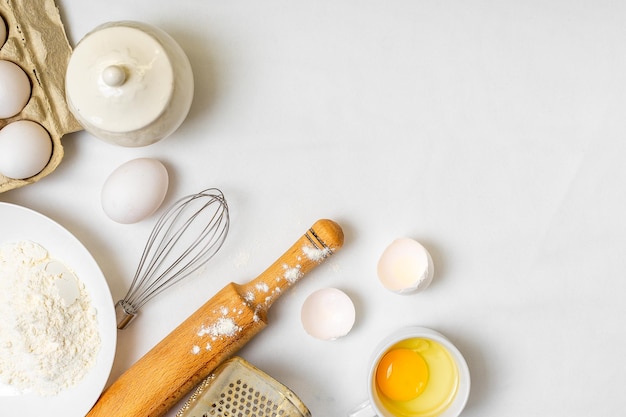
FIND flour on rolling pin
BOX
[190,243,333,355]
[0,0,82,193]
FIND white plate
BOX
[0,202,117,417]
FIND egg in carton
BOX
[0,0,82,193]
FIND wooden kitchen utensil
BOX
[87,219,344,417]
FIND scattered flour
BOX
[197,317,240,339]
[232,250,251,269]
[0,241,101,396]
[283,264,302,283]
[302,245,331,262]
[193,314,242,354]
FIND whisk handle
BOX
[86,219,344,417]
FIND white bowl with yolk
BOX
[352,326,470,417]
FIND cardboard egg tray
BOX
[0,0,82,193]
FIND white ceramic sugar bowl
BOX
[65,21,194,147]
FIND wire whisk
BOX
[115,188,229,329]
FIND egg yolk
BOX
[375,348,429,401]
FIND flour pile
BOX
[0,241,101,396]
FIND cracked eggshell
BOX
[101,158,169,224]
[377,238,434,294]
[301,288,356,340]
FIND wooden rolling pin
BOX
[87,219,344,417]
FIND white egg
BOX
[377,238,434,294]
[301,288,356,340]
[0,121,52,180]
[101,158,169,224]
[0,60,31,118]
[0,16,7,47]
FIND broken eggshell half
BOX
[377,238,434,294]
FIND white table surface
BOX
[2,0,626,415]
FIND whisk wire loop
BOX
[116,188,229,329]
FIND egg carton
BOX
[0,0,82,193]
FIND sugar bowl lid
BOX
[66,21,193,147]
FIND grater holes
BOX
[208,378,296,417]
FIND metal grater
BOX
[176,357,311,417]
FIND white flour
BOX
[302,245,331,262]
[282,264,302,283]
[0,241,101,396]
[197,317,240,339]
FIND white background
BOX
[2,0,626,415]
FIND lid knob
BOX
[102,65,126,87]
